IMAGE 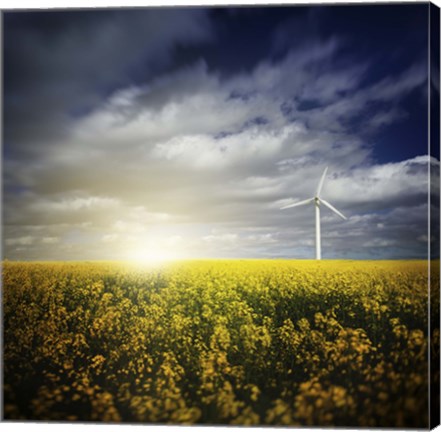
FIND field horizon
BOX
[2,258,434,263]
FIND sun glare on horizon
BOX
[126,244,187,265]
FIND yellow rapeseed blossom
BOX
[2,259,435,427]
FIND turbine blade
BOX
[320,199,347,220]
[281,198,314,210]
[316,167,328,197]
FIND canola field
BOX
[3,259,437,427]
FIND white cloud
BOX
[203,233,238,243]
[41,196,120,212]
[3,34,433,260]
[6,236,34,246]
[363,238,397,248]
[151,124,294,169]
[41,237,59,244]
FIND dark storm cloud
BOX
[3,8,213,157]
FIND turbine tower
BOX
[281,167,347,260]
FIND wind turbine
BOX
[281,167,347,260]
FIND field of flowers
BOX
[3,259,437,427]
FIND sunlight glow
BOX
[126,242,187,265]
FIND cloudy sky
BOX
[3,3,440,261]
